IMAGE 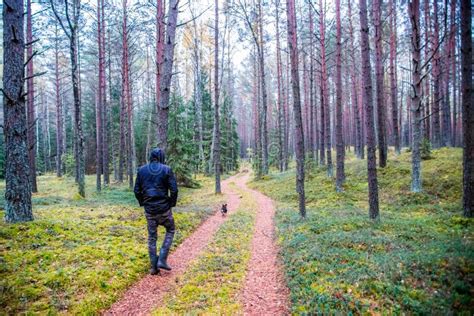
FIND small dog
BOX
[220,203,228,216]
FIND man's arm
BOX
[134,171,144,206]
[168,169,178,208]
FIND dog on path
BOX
[221,204,228,217]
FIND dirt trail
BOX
[236,177,290,315]
[105,173,245,316]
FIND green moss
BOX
[153,184,256,315]
[0,174,224,314]
[250,148,473,314]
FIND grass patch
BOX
[250,148,473,314]
[0,174,224,314]
[153,183,256,315]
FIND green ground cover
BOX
[154,182,256,315]
[0,174,224,314]
[250,148,473,314]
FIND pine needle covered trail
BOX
[238,176,290,314]
[105,174,242,315]
[106,171,289,315]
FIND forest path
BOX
[235,174,290,315]
[104,172,244,316]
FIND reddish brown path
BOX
[104,173,245,316]
[236,178,290,315]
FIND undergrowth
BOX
[250,148,473,314]
[0,174,224,314]
[154,182,256,315]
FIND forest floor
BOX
[250,147,473,314]
[0,169,290,315]
[0,174,225,314]
[1,148,472,315]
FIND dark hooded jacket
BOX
[134,148,178,214]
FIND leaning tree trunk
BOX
[2,0,33,222]
[461,0,473,217]
[373,0,387,168]
[335,0,345,191]
[360,0,380,220]
[409,0,423,193]
[286,0,306,218]
[156,0,179,152]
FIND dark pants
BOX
[145,209,175,260]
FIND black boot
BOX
[157,248,172,271]
[149,255,159,275]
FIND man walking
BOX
[134,148,178,275]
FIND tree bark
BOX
[335,0,344,191]
[286,0,306,218]
[275,0,285,172]
[95,0,103,192]
[257,0,269,175]
[373,0,387,167]
[389,0,400,155]
[2,0,33,222]
[319,0,332,176]
[213,0,221,193]
[26,0,37,193]
[156,0,179,152]
[461,0,473,217]
[409,0,423,193]
[360,0,380,220]
[432,0,442,148]
[348,0,362,159]
[55,24,63,177]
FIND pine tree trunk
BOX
[2,0,33,222]
[96,0,103,192]
[423,0,431,141]
[286,0,305,218]
[389,0,400,155]
[26,0,37,193]
[360,0,380,220]
[55,24,63,177]
[213,0,221,193]
[257,0,269,175]
[335,0,345,191]
[409,0,423,193]
[275,0,285,172]
[156,0,179,151]
[432,0,442,148]
[373,0,387,167]
[101,0,109,186]
[348,0,362,159]
[461,0,473,217]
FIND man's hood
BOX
[149,148,165,163]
